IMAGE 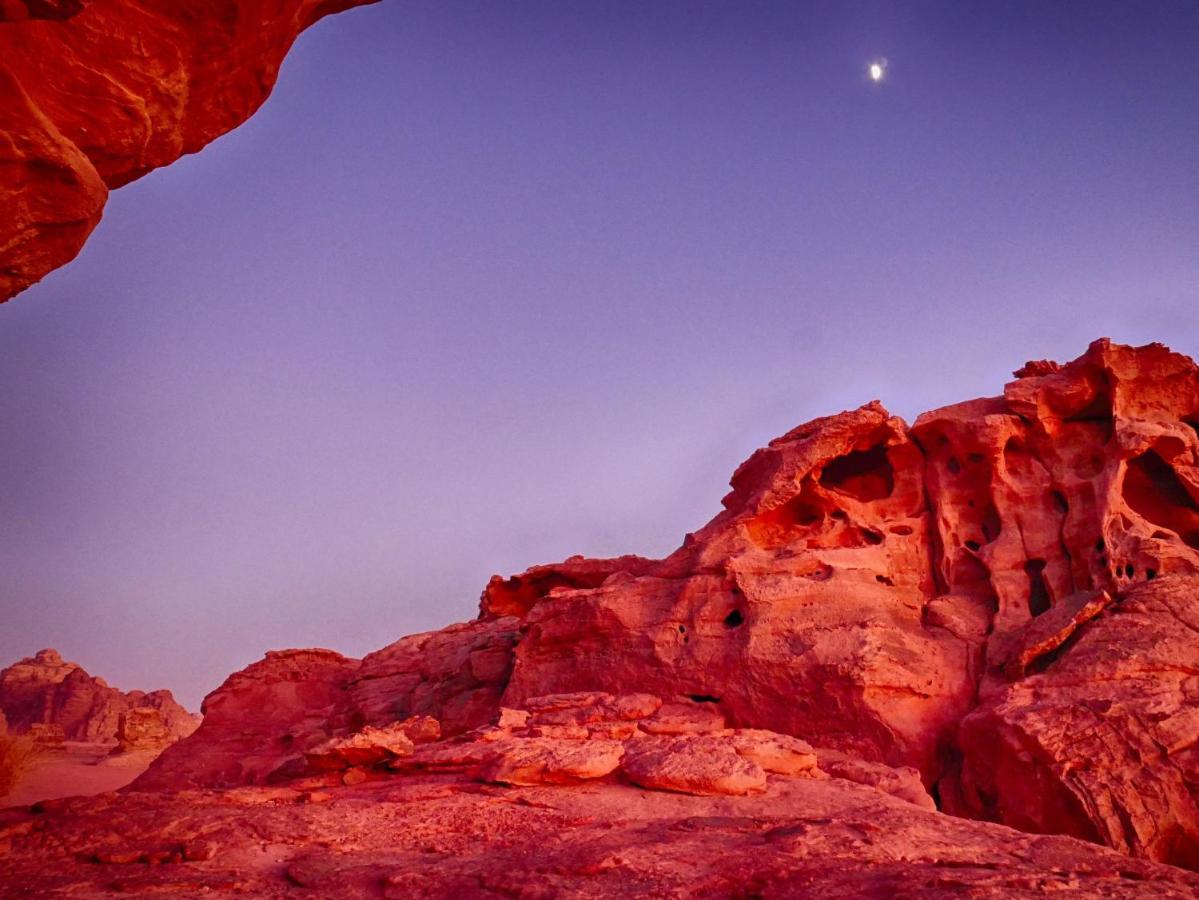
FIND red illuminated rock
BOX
[503,401,975,785]
[118,340,1199,873]
[134,648,357,791]
[116,708,172,752]
[0,0,380,301]
[0,649,198,748]
[5,765,1195,897]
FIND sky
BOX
[1,1,1197,710]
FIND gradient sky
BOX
[2,1,1197,709]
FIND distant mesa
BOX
[0,0,380,301]
[0,648,199,751]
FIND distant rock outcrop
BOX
[135,339,1199,872]
[0,0,379,301]
[0,649,199,750]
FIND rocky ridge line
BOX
[131,339,1199,871]
[0,648,199,749]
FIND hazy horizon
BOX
[2,0,1197,710]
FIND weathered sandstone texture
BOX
[127,339,1199,877]
[0,649,199,749]
[5,690,1197,896]
[0,0,378,301]
[5,764,1196,897]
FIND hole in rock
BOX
[980,503,1002,543]
[1186,418,1199,440]
[1051,491,1069,514]
[678,625,686,633]
[1095,538,1106,553]
[1124,564,1135,579]
[890,525,913,536]
[875,575,894,586]
[746,480,831,548]
[1065,391,1113,423]
[947,456,962,475]
[862,529,884,545]
[1122,450,1199,550]
[1063,377,1115,441]
[964,540,981,552]
[689,694,721,704]
[831,510,848,521]
[804,564,834,581]
[1025,559,1051,616]
[967,453,985,465]
[1099,554,1108,568]
[819,444,895,502]
[1147,568,1157,580]
[723,609,744,628]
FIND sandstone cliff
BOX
[0,0,378,301]
[132,339,1199,872]
[0,648,199,748]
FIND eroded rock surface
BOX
[61,339,1199,878]
[5,769,1196,898]
[0,649,198,749]
[0,0,379,300]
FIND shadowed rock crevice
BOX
[1122,449,1199,550]
[819,442,895,502]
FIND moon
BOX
[869,60,887,82]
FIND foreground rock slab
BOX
[2,771,1196,898]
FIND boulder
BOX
[133,649,356,791]
[305,725,416,771]
[116,708,171,753]
[621,735,767,796]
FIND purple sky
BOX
[2,1,1197,710]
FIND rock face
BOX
[0,649,199,749]
[6,762,1198,897]
[130,339,1199,874]
[116,708,173,753]
[0,0,379,301]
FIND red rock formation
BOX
[5,761,1196,897]
[0,0,378,301]
[129,339,1199,874]
[0,649,198,748]
[116,708,174,753]
[0,1,87,21]
[131,649,356,790]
